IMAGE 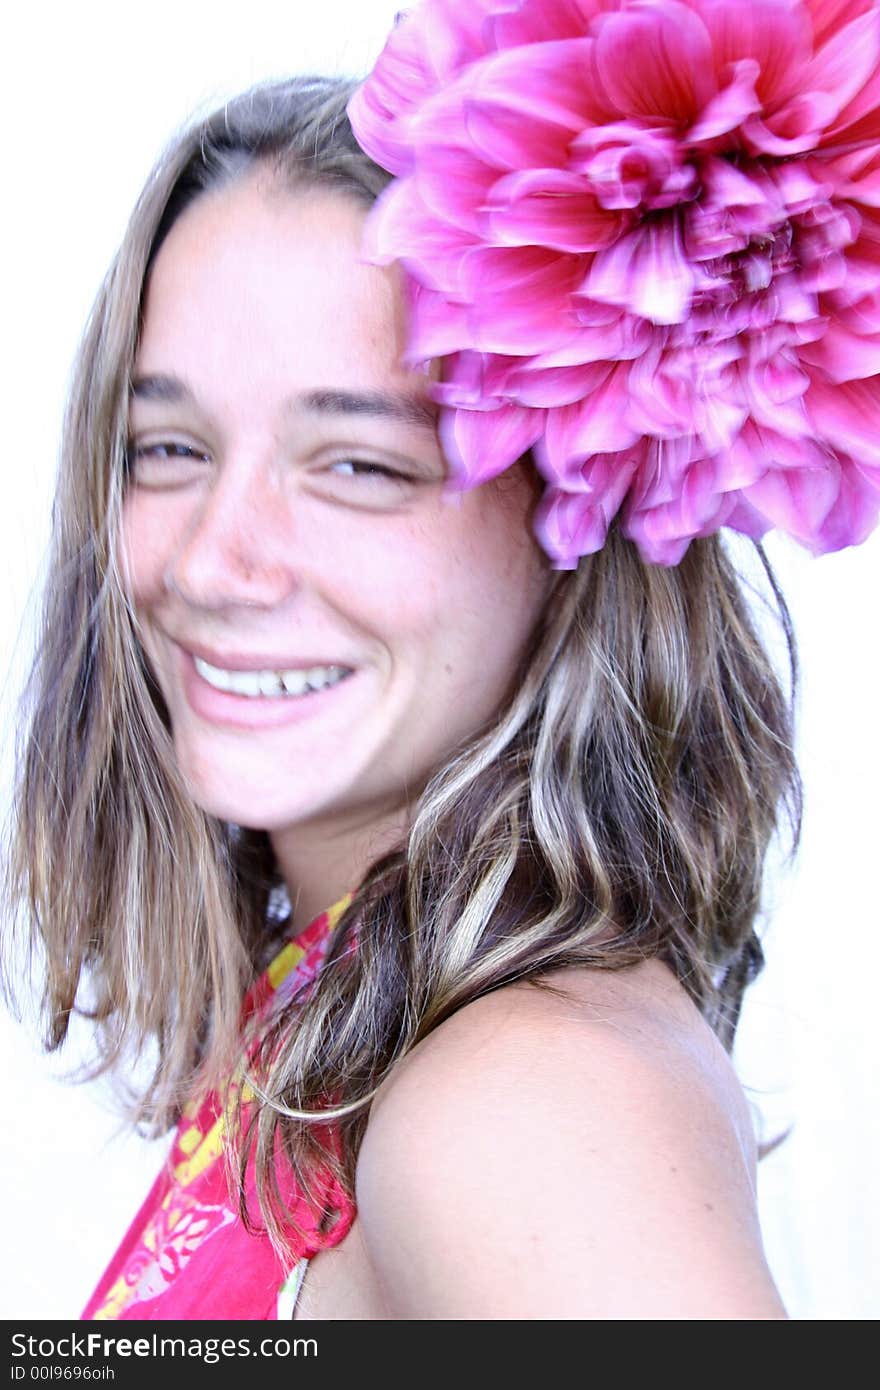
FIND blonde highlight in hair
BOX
[3,76,802,1260]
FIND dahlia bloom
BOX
[349,0,880,566]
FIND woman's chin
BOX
[174,768,329,832]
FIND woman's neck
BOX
[269,802,412,935]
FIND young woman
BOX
[12,0,878,1317]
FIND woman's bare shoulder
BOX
[355,958,785,1319]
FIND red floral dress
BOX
[82,897,355,1320]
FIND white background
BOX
[1,0,877,1320]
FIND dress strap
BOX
[276,1257,310,1319]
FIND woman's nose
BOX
[164,457,299,611]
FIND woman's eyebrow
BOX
[130,373,194,403]
[294,388,438,432]
[129,376,438,432]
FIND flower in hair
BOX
[349,0,880,566]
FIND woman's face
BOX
[122,171,551,843]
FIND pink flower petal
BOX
[485,169,622,253]
[534,440,645,566]
[535,313,654,365]
[770,271,822,325]
[622,346,693,437]
[535,441,643,505]
[804,6,880,124]
[693,393,750,454]
[543,363,642,471]
[439,401,546,488]
[807,377,880,466]
[422,0,511,75]
[700,156,770,211]
[462,98,579,171]
[620,509,708,565]
[743,91,840,156]
[806,463,880,550]
[831,288,880,337]
[430,350,494,409]
[570,124,694,211]
[820,65,880,146]
[700,0,812,108]
[533,488,612,568]
[687,59,762,144]
[677,457,736,529]
[721,492,776,543]
[625,434,703,509]
[622,452,741,562]
[800,320,880,381]
[587,217,698,324]
[347,16,435,175]
[414,142,498,235]
[466,38,605,131]
[719,423,781,489]
[805,0,875,48]
[362,180,476,294]
[404,282,475,362]
[739,346,812,435]
[627,347,747,452]
[460,246,583,353]
[348,0,509,171]
[506,328,651,401]
[488,0,598,49]
[496,359,614,408]
[832,148,880,208]
[739,455,843,538]
[773,159,832,215]
[592,0,715,122]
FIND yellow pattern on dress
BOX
[90,892,353,1320]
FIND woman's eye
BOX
[329,459,408,482]
[128,442,210,462]
[304,455,426,512]
[125,440,212,486]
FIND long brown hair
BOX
[3,75,802,1257]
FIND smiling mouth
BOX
[193,656,354,699]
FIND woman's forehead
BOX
[136,174,421,405]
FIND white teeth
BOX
[281,670,309,696]
[306,666,335,690]
[194,656,350,699]
[206,664,232,692]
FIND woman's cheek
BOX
[328,515,450,626]
[118,493,185,607]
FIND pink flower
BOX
[349,0,880,566]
